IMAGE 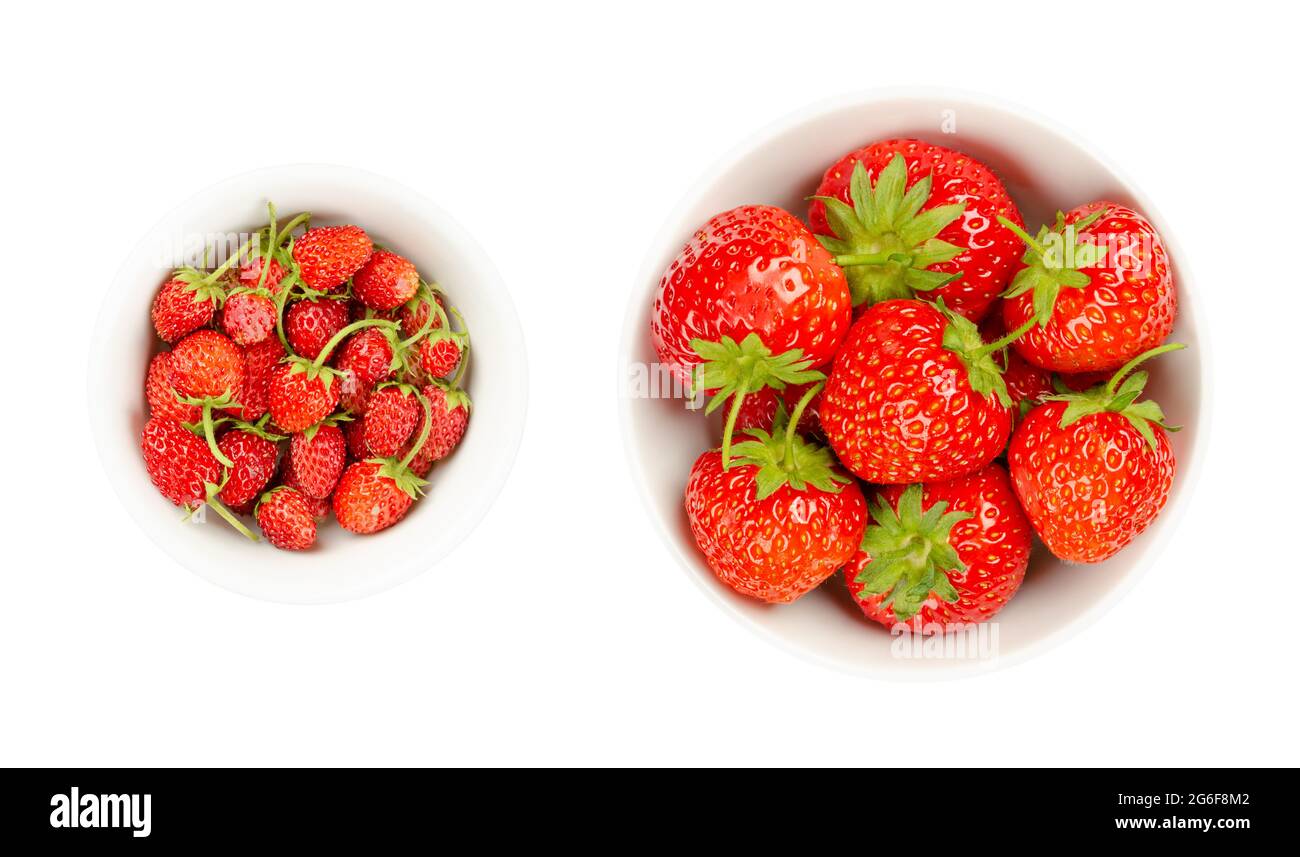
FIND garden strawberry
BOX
[220,289,277,346]
[226,337,285,423]
[334,327,395,414]
[352,249,419,311]
[140,417,256,539]
[1007,344,1183,562]
[291,224,373,291]
[168,329,244,400]
[281,473,333,520]
[333,460,423,534]
[286,297,350,359]
[255,486,317,551]
[151,269,225,343]
[820,299,1025,484]
[361,384,420,458]
[268,361,341,433]
[810,140,1024,320]
[844,465,1032,630]
[684,399,867,603]
[287,423,347,499]
[651,205,852,389]
[145,352,200,424]
[399,382,470,475]
[216,423,283,511]
[1000,202,1176,372]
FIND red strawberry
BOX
[145,352,200,424]
[291,225,373,291]
[216,427,281,511]
[287,424,347,499]
[140,417,223,507]
[282,473,333,520]
[255,486,317,551]
[810,140,1024,320]
[220,290,277,346]
[398,292,445,338]
[227,337,286,422]
[684,408,867,603]
[285,298,350,359]
[820,299,1019,484]
[1001,202,1176,373]
[332,460,423,535]
[399,383,470,475]
[151,270,225,343]
[1007,345,1182,563]
[237,256,287,292]
[413,334,462,379]
[360,384,420,457]
[167,329,245,401]
[352,249,419,311]
[334,327,394,414]
[651,205,852,388]
[344,417,369,460]
[268,360,341,433]
[845,465,1031,630]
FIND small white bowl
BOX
[619,89,1209,678]
[91,165,528,603]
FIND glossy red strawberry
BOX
[287,424,347,499]
[285,298,350,359]
[334,327,394,414]
[810,139,1024,320]
[226,337,285,423]
[332,461,422,534]
[268,361,341,433]
[151,270,224,343]
[684,408,867,604]
[291,225,373,291]
[361,384,420,458]
[352,250,419,311]
[1008,345,1182,563]
[146,352,200,424]
[844,465,1032,630]
[281,473,333,520]
[399,383,470,476]
[168,329,245,401]
[255,486,317,551]
[1001,202,1176,373]
[220,290,277,346]
[651,205,852,387]
[140,417,223,507]
[821,299,1019,484]
[217,427,281,511]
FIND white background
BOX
[1,0,1296,766]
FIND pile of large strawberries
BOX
[653,138,1184,631]
[141,205,470,550]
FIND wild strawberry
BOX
[151,269,225,343]
[285,298,350,359]
[237,256,287,293]
[809,141,1024,320]
[281,473,333,520]
[268,360,341,433]
[820,299,1025,484]
[332,460,424,535]
[255,486,317,551]
[399,383,470,475]
[344,417,369,460]
[226,337,285,423]
[1007,345,1183,563]
[291,225,373,291]
[844,464,1032,630]
[140,417,256,539]
[1000,203,1176,372]
[651,205,852,389]
[216,425,282,511]
[398,292,445,338]
[413,334,462,379]
[167,329,245,401]
[360,384,420,458]
[286,423,347,499]
[684,403,867,603]
[145,352,200,424]
[334,327,394,414]
[352,249,419,311]
[220,290,277,346]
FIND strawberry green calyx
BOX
[301,410,353,442]
[813,154,967,307]
[730,398,849,501]
[691,333,825,469]
[854,485,972,622]
[170,266,229,309]
[998,206,1110,326]
[1044,342,1185,450]
[935,300,1032,408]
[177,390,241,467]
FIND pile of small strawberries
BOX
[141,204,470,550]
[654,138,1183,632]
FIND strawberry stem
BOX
[311,318,400,371]
[719,390,745,470]
[782,382,823,467]
[834,251,895,267]
[398,387,433,472]
[201,403,234,467]
[204,487,258,541]
[971,317,1036,358]
[997,216,1047,255]
[1104,343,1186,397]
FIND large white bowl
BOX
[91,165,528,603]
[619,89,1208,678]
